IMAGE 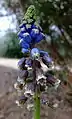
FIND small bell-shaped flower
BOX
[24,83,34,97]
[15,95,28,107]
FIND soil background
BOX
[0,58,72,119]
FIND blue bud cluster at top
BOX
[18,20,45,54]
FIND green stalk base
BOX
[34,93,40,119]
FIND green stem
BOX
[34,90,40,119]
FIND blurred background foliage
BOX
[3,31,23,58]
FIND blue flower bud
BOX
[20,40,30,49]
[20,27,26,32]
[35,32,45,43]
[40,50,48,57]
[32,23,43,32]
[43,55,52,64]
[31,48,40,59]
[18,32,32,44]
[31,24,38,29]
[22,32,32,43]
[30,28,39,39]
[18,31,26,40]
[22,48,29,54]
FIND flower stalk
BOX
[34,86,40,119]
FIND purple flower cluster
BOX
[14,48,60,107]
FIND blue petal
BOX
[26,28,32,33]
[18,32,32,44]
[31,48,40,55]
[31,24,38,29]
[46,57,52,63]
[40,50,48,56]
[20,27,26,32]
[25,59,32,67]
[22,48,29,53]
[30,28,39,39]
[31,24,43,32]
[20,40,30,49]
[18,31,26,40]
[35,32,45,43]
[22,33,32,43]
[43,55,52,63]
